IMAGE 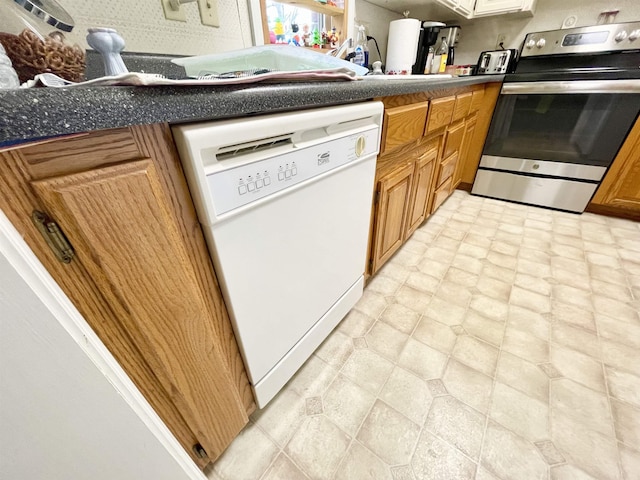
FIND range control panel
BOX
[206,127,379,216]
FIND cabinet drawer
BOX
[437,152,458,186]
[425,96,455,134]
[470,87,485,112]
[432,176,453,213]
[452,92,472,122]
[382,102,429,154]
[443,120,466,159]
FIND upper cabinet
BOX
[437,0,536,19]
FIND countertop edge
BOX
[0,75,503,146]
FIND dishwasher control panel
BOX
[206,127,380,216]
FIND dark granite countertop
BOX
[0,75,503,146]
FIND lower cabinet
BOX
[0,124,254,467]
[406,140,439,237]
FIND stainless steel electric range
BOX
[472,21,640,213]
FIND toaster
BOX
[475,49,518,74]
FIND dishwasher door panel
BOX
[208,156,376,385]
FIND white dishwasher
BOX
[172,102,383,407]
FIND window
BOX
[264,0,325,46]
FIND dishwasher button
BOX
[238,185,248,195]
[256,179,264,189]
[278,172,285,181]
[355,136,366,157]
[285,170,291,178]
[291,168,298,176]
[264,177,271,186]
[247,182,256,191]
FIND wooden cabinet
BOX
[367,82,502,277]
[370,161,415,274]
[474,0,536,16]
[588,116,640,220]
[0,125,254,468]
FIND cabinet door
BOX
[452,93,473,123]
[590,116,640,216]
[453,113,477,190]
[474,0,524,15]
[382,102,429,154]
[432,176,453,213]
[370,162,415,274]
[0,125,251,466]
[458,0,475,15]
[405,140,438,237]
[425,96,455,135]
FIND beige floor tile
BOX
[550,378,614,437]
[341,349,394,396]
[403,237,429,254]
[365,321,409,363]
[517,258,552,278]
[496,351,549,403]
[551,256,589,276]
[333,441,392,480]
[475,467,501,480]
[412,317,457,354]
[503,326,549,364]
[435,280,474,307]
[551,322,600,359]
[337,309,376,338]
[315,330,354,369]
[354,290,388,319]
[380,367,433,425]
[486,251,518,270]
[592,295,639,322]
[411,431,477,480]
[452,335,499,377]
[405,271,440,295]
[619,444,640,480]
[491,240,520,256]
[379,303,421,336]
[470,294,510,322]
[424,246,457,263]
[394,285,432,315]
[398,338,448,380]
[590,280,633,304]
[611,399,640,448]
[416,258,450,280]
[551,411,622,480]
[377,261,412,284]
[550,345,606,393]
[514,272,552,296]
[212,422,279,480]
[366,274,403,297]
[261,454,309,480]
[550,464,599,480]
[490,382,549,442]
[606,366,640,408]
[522,236,552,252]
[552,285,594,312]
[601,339,640,376]
[465,233,493,249]
[392,249,423,268]
[251,389,306,448]
[423,296,467,326]
[357,400,420,465]
[425,395,485,460]
[285,416,351,480]
[288,355,339,398]
[444,267,479,288]
[481,262,516,283]
[552,267,593,291]
[462,310,505,347]
[323,374,376,437]
[534,440,566,465]
[441,226,467,241]
[508,305,550,340]
[442,359,494,414]
[452,254,485,275]
[458,242,489,259]
[589,264,628,286]
[475,276,513,302]
[511,286,552,313]
[389,465,416,480]
[550,302,596,332]
[481,421,548,480]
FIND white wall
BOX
[59,0,252,55]
[0,212,204,480]
[455,0,640,64]
[354,0,404,63]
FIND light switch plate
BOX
[161,0,187,22]
[198,0,219,27]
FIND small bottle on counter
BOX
[424,46,435,74]
[353,25,368,67]
[437,36,448,73]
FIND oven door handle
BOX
[502,80,640,94]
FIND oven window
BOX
[484,93,640,166]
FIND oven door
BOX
[473,79,640,212]
[483,80,640,168]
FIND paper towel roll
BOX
[385,19,421,75]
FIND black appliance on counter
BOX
[471,21,640,213]
[412,21,445,74]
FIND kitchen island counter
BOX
[0,75,502,145]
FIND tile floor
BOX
[206,191,640,480]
